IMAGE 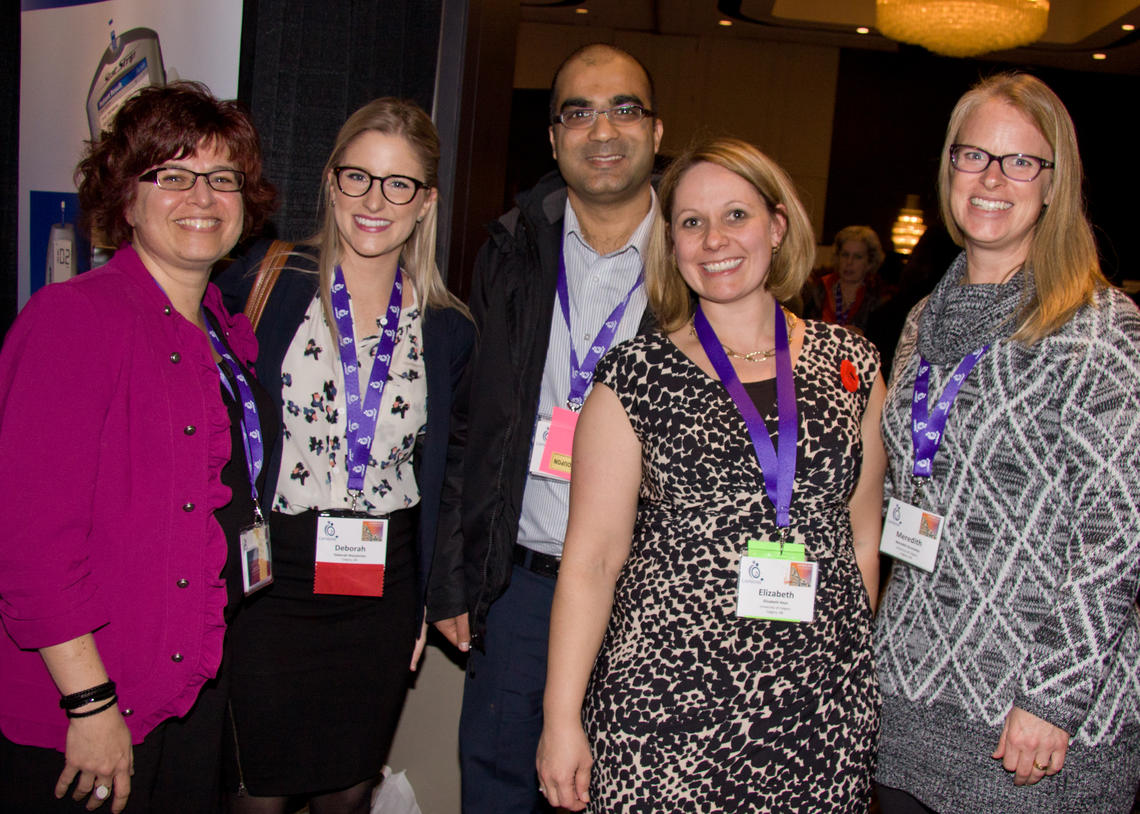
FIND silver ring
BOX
[94,784,111,801]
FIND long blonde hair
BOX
[309,98,469,333]
[647,137,815,332]
[938,73,1105,343]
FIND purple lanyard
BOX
[330,266,403,496]
[693,297,798,529]
[910,347,988,478]
[556,251,643,409]
[205,318,265,511]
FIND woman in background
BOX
[216,98,473,814]
[875,73,1140,813]
[537,136,885,812]
[805,224,887,333]
[0,82,276,813]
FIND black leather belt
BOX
[513,545,561,579]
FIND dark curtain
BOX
[240,0,443,242]
[1,5,18,338]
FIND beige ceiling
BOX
[521,0,1140,73]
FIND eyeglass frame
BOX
[949,144,1055,182]
[137,167,246,192]
[331,166,430,205]
[550,103,657,130]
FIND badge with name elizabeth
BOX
[879,497,943,573]
[313,511,388,596]
[736,539,817,622]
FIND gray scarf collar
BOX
[916,252,1031,364]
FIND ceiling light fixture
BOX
[876,0,1050,57]
[718,19,733,27]
[1123,23,1136,31]
[1092,52,1107,60]
[856,27,871,34]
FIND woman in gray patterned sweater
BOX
[874,73,1140,813]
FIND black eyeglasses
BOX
[332,167,429,205]
[949,144,1054,182]
[551,104,655,130]
[138,167,246,192]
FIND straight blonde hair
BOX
[938,73,1105,343]
[308,98,469,335]
[647,137,815,332]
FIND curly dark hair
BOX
[75,81,277,247]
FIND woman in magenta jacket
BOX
[0,82,276,813]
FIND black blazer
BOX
[214,240,475,623]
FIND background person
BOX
[537,136,886,812]
[0,81,277,814]
[874,73,1140,813]
[804,224,888,333]
[216,97,473,814]
[443,43,664,814]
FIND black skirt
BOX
[224,508,418,796]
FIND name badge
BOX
[529,407,579,482]
[239,521,273,595]
[313,511,387,597]
[879,497,943,573]
[736,539,817,623]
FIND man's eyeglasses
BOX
[949,144,1054,182]
[332,167,429,205]
[551,104,655,130]
[138,167,246,192]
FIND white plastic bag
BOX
[370,765,422,814]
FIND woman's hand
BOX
[409,618,429,671]
[536,719,593,811]
[992,705,1070,786]
[57,708,133,812]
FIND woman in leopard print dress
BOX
[537,137,886,812]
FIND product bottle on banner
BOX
[46,201,76,285]
[86,22,166,140]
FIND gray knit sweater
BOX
[875,257,1140,813]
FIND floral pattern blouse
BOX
[274,287,427,515]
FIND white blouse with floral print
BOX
[274,287,427,515]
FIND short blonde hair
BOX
[833,225,884,275]
[647,137,814,332]
[938,73,1105,343]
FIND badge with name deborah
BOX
[240,521,273,595]
[529,407,578,482]
[879,497,943,573]
[736,539,817,622]
[313,511,388,597]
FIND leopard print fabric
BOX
[585,322,880,812]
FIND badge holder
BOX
[528,405,579,482]
[314,496,388,597]
[239,504,273,596]
[736,536,818,622]
[879,481,944,573]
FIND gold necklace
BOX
[690,309,798,362]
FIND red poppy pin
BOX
[840,359,859,393]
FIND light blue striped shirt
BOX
[517,193,657,556]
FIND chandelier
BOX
[876,0,1050,58]
[891,195,927,256]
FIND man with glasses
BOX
[440,43,663,814]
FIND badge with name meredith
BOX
[240,521,273,595]
[529,407,578,482]
[313,511,387,596]
[736,539,817,622]
[879,497,943,573]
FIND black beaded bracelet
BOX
[65,696,118,719]
[59,680,116,711]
